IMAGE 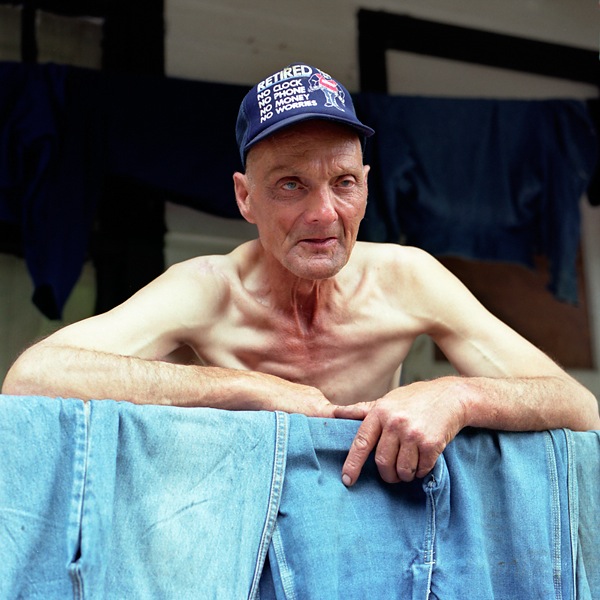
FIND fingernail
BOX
[342,473,352,487]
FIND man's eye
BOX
[282,181,299,191]
[338,178,355,188]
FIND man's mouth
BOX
[299,237,337,247]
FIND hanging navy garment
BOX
[102,70,247,216]
[0,62,104,319]
[586,99,600,206]
[0,62,247,319]
[355,94,598,304]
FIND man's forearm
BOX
[460,375,600,432]
[2,343,252,407]
[1,343,337,417]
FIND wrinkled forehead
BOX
[245,120,363,172]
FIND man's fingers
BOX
[305,400,337,419]
[334,401,375,421]
[341,416,381,486]
[374,430,402,484]
[395,443,419,482]
[415,444,442,479]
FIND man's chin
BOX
[285,256,347,281]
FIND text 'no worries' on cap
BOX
[236,63,374,166]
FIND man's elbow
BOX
[587,397,600,430]
[1,348,44,396]
[2,355,31,396]
[574,384,600,431]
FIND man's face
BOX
[234,121,369,281]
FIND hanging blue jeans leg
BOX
[265,415,445,600]
[79,403,288,600]
[0,396,85,600]
[430,428,576,600]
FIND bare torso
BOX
[176,240,421,405]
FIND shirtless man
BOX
[3,64,599,487]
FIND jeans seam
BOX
[562,428,578,597]
[68,400,90,600]
[424,474,438,599]
[545,431,563,600]
[270,521,297,600]
[249,411,289,600]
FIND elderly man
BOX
[3,64,599,487]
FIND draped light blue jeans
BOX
[0,395,597,599]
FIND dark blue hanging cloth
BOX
[0,62,246,319]
[355,94,598,304]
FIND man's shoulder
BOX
[153,244,259,322]
[352,241,434,270]
[350,243,447,301]
[168,241,257,279]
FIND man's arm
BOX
[337,247,600,485]
[3,343,335,416]
[1,259,336,418]
[337,373,599,486]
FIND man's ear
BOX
[362,164,370,202]
[233,172,256,224]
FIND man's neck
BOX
[256,250,341,332]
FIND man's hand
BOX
[334,378,468,486]
[247,371,338,418]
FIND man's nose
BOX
[304,187,338,224]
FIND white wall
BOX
[166,0,597,89]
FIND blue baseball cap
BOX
[236,63,374,167]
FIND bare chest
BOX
[198,302,414,405]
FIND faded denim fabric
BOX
[260,419,586,600]
[0,396,83,599]
[0,397,284,599]
[429,428,575,600]
[0,395,597,599]
[261,416,443,599]
[75,401,285,599]
[572,430,600,599]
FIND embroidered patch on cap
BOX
[236,63,374,166]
